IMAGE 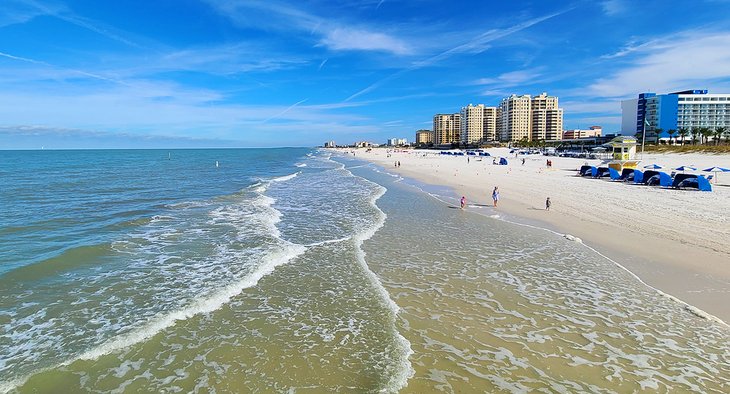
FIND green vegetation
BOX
[644,144,730,154]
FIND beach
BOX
[351,147,730,324]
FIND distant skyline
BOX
[2,0,730,148]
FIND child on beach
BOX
[460,196,466,209]
[546,197,551,211]
[492,187,499,207]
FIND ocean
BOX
[0,148,728,393]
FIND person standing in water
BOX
[492,187,499,207]
[460,196,466,209]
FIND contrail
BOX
[345,8,571,102]
[0,51,130,86]
[262,98,309,123]
[318,58,328,70]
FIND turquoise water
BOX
[1,149,728,392]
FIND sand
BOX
[345,147,730,323]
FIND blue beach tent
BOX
[658,172,673,187]
[590,166,598,178]
[499,157,508,165]
[633,170,644,184]
[697,175,713,192]
[608,168,621,180]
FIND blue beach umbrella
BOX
[702,166,730,183]
[674,165,697,172]
[643,164,663,169]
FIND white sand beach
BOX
[349,148,730,323]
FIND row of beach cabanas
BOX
[578,164,729,192]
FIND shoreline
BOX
[341,147,730,324]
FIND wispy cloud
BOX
[475,68,544,86]
[345,9,570,101]
[588,30,730,98]
[601,0,626,16]
[319,28,411,55]
[204,0,411,55]
[0,50,130,86]
[2,0,142,48]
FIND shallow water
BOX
[1,149,728,393]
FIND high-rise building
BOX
[460,104,498,145]
[621,90,730,143]
[498,94,531,142]
[530,92,563,141]
[433,113,461,145]
[324,140,336,148]
[415,129,434,145]
[497,93,563,142]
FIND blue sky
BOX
[2,0,730,148]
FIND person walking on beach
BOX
[492,187,499,207]
[460,196,466,209]
[545,197,551,211]
[522,158,525,166]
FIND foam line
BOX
[271,171,301,183]
[330,156,415,392]
[0,244,306,393]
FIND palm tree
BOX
[667,129,676,145]
[678,127,689,145]
[653,128,663,145]
[725,128,730,144]
[713,127,726,145]
[700,127,713,145]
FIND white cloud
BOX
[475,68,543,86]
[588,31,730,98]
[601,0,625,16]
[319,28,411,55]
[204,0,412,55]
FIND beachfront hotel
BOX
[563,126,602,139]
[621,90,730,143]
[460,104,498,145]
[497,92,564,142]
[498,94,531,142]
[415,129,434,145]
[433,113,461,145]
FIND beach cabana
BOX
[579,165,592,176]
[499,157,508,165]
[608,168,621,180]
[619,168,635,182]
[646,172,672,187]
[633,169,644,184]
[595,167,612,178]
[673,174,713,191]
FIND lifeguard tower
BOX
[605,136,639,171]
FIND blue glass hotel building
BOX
[621,90,730,142]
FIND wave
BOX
[295,163,307,168]
[271,171,301,183]
[332,156,414,392]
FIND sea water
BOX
[0,149,728,393]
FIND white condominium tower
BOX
[531,92,563,141]
[433,113,461,145]
[498,92,563,142]
[498,94,531,142]
[460,104,498,145]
